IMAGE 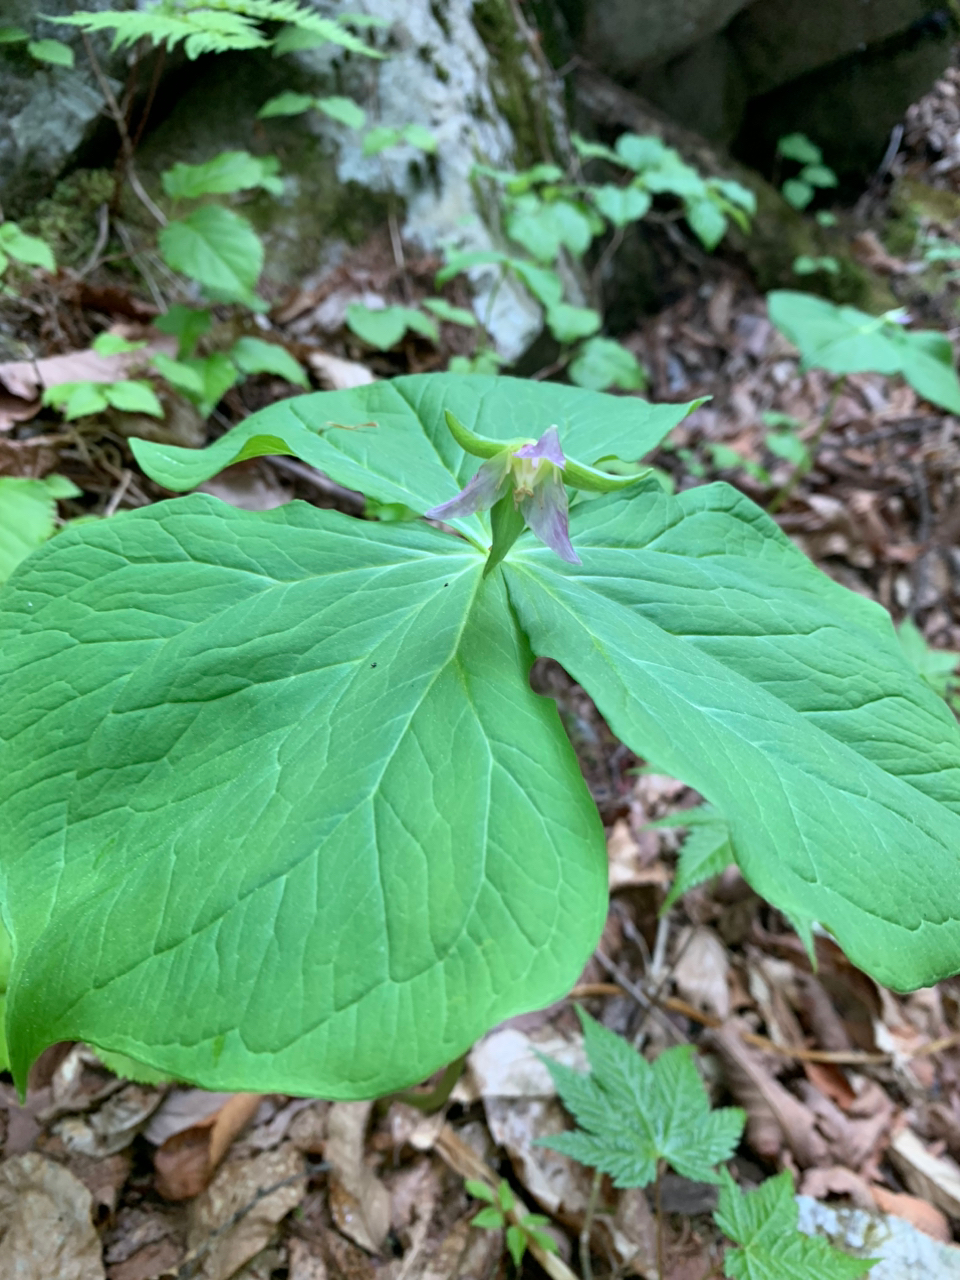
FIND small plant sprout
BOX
[466,1178,559,1269]
[776,133,838,211]
[540,1010,873,1279]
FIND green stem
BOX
[580,1168,602,1280]
[390,1053,466,1112]
[655,1159,665,1280]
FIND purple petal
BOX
[425,456,509,521]
[513,425,566,470]
[520,474,581,564]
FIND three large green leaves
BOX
[1,373,960,1096]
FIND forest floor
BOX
[5,52,960,1280]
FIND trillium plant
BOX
[1,374,960,1098]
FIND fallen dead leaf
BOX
[325,1101,391,1254]
[0,1152,105,1280]
[0,332,176,402]
[673,927,730,1019]
[287,1237,329,1280]
[708,1022,829,1166]
[889,1127,960,1220]
[54,1084,165,1159]
[467,1026,587,1100]
[871,1184,951,1241]
[798,1164,877,1211]
[199,463,293,512]
[606,818,669,891]
[153,1093,264,1201]
[186,1143,305,1280]
[306,350,376,390]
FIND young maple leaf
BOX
[539,1008,745,1187]
[714,1169,875,1279]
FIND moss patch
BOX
[471,0,554,167]
[21,168,114,269]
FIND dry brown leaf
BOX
[325,1101,391,1254]
[606,819,669,890]
[673,927,730,1019]
[287,1238,329,1280]
[187,1143,305,1280]
[154,1093,263,1201]
[54,1084,165,1159]
[0,333,176,402]
[0,1152,105,1280]
[850,230,911,275]
[467,1026,587,1100]
[799,1165,876,1211]
[797,1079,892,1171]
[889,1127,960,1220]
[306,350,376,390]
[146,1090,236,1146]
[708,1023,829,1166]
[871,1184,951,1242]
[199,465,293,512]
[107,1238,182,1280]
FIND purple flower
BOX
[425,426,581,565]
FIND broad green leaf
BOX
[152,352,206,396]
[0,27,29,42]
[715,1170,873,1279]
[28,37,74,66]
[313,95,366,129]
[506,199,594,262]
[258,91,314,118]
[155,305,211,358]
[502,482,960,989]
[180,351,239,417]
[768,292,960,414]
[363,125,402,156]
[777,133,822,166]
[403,124,437,153]
[686,197,727,250]
[615,134,670,171]
[162,151,283,199]
[159,207,263,306]
[541,1009,745,1186]
[799,163,837,189]
[656,805,734,909]
[346,303,438,349]
[592,184,651,227]
[569,338,647,392]
[782,179,814,210]
[42,381,110,420]
[230,336,309,387]
[105,380,164,417]
[130,375,701,549]
[92,332,146,356]
[0,498,606,1095]
[422,298,477,327]
[0,474,79,583]
[0,222,55,271]
[545,303,601,344]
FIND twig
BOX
[580,1168,602,1280]
[267,456,366,511]
[113,220,167,311]
[592,948,687,1044]
[104,467,133,518]
[82,32,167,228]
[78,202,111,278]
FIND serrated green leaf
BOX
[569,338,646,391]
[130,375,700,552]
[313,95,366,129]
[465,1179,496,1203]
[473,1206,505,1229]
[657,805,734,909]
[540,1009,744,1186]
[0,222,55,271]
[0,474,80,583]
[0,498,607,1096]
[502,483,960,989]
[159,207,263,306]
[230,336,309,387]
[28,37,74,66]
[768,292,960,414]
[105,380,164,418]
[162,151,283,199]
[506,1225,528,1266]
[715,1170,873,1279]
[272,16,382,58]
[258,90,315,118]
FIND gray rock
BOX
[0,0,122,216]
[797,1194,960,1278]
[571,0,753,77]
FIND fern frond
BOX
[52,0,381,60]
